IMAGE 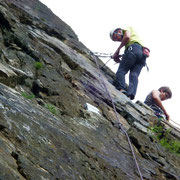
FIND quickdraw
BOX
[89,51,113,58]
[89,51,122,69]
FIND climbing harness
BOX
[126,45,150,71]
[93,55,144,180]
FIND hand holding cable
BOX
[111,54,122,63]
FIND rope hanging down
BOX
[170,119,180,129]
[92,55,144,180]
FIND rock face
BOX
[0,0,180,179]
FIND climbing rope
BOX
[161,119,180,134]
[170,119,180,128]
[92,55,144,180]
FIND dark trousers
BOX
[115,43,146,99]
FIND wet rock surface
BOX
[0,0,179,179]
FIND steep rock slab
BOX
[0,0,179,180]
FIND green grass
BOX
[22,92,35,99]
[149,125,180,155]
[44,104,57,115]
[34,62,43,70]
